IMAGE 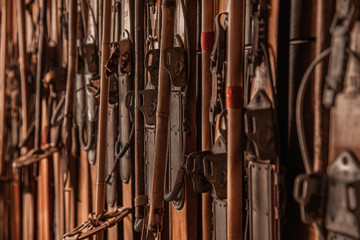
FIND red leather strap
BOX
[226,86,243,109]
[201,32,215,51]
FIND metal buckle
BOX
[293,172,327,225]
[186,151,212,194]
[163,35,186,87]
[138,89,158,126]
[83,43,99,73]
[244,90,277,162]
[326,151,360,238]
[145,49,160,87]
[323,0,360,108]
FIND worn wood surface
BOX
[201,0,214,239]
[226,0,245,239]
[171,0,198,239]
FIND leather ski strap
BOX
[62,207,133,240]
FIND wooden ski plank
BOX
[53,151,65,239]
[37,99,53,240]
[123,180,134,240]
[201,0,214,239]
[120,0,135,239]
[226,0,245,239]
[77,149,91,225]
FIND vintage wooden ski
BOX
[118,0,135,238]
[243,0,284,239]
[148,0,176,236]
[201,1,214,239]
[105,1,120,238]
[169,0,198,239]
[226,0,245,239]
[134,0,146,236]
[94,0,112,239]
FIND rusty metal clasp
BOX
[323,0,360,108]
[163,35,186,87]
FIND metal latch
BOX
[210,12,228,77]
[203,152,227,200]
[145,49,160,87]
[203,135,227,200]
[294,151,360,239]
[293,172,327,225]
[138,89,157,126]
[209,12,228,126]
[186,151,212,194]
[187,110,228,199]
[83,43,99,73]
[117,37,132,74]
[248,0,267,77]
[244,90,277,162]
[105,31,132,76]
[125,90,135,123]
[326,150,360,239]
[163,35,186,87]
[323,0,360,108]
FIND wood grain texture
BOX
[77,149,91,225]
[123,180,134,240]
[37,99,53,240]
[226,0,245,239]
[312,2,334,238]
[313,0,333,172]
[201,1,214,238]
[95,1,112,239]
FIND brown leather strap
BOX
[135,195,148,208]
[12,144,58,168]
[62,207,133,240]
